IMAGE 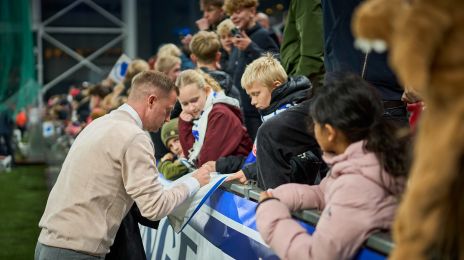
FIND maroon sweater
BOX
[179,103,253,168]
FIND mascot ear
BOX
[352,0,402,53]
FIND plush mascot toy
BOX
[352,0,464,259]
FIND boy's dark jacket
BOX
[216,75,310,174]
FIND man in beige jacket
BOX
[35,71,211,259]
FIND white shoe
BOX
[1,155,12,172]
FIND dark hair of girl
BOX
[309,72,410,178]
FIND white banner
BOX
[108,54,132,83]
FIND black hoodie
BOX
[216,75,313,175]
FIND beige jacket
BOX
[38,108,192,255]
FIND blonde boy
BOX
[241,53,288,110]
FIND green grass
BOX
[0,165,48,259]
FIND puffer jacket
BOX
[256,140,404,260]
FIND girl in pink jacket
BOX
[255,73,409,260]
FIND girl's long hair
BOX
[309,72,410,178]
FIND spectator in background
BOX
[181,0,227,58]
[216,19,236,75]
[189,30,241,103]
[158,118,190,180]
[102,59,150,112]
[256,12,280,47]
[197,0,226,31]
[35,71,211,260]
[280,0,325,88]
[223,0,280,140]
[15,109,27,139]
[0,108,14,167]
[256,73,409,259]
[153,54,183,156]
[88,84,111,114]
[157,43,194,71]
[322,0,412,126]
[176,69,252,168]
[155,55,182,83]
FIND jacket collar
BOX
[118,103,143,129]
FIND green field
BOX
[0,166,48,259]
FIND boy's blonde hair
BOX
[175,69,222,92]
[154,55,181,74]
[241,53,288,90]
[190,31,221,64]
[223,0,258,16]
[216,19,235,37]
[157,43,182,57]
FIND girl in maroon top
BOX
[176,69,252,168]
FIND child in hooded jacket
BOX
[255,73,409,260]
[177,69,252,168]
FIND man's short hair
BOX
[200,0,224,9]
[241,53,288,90]
[154,55,181,74]
[223,0,258,16]
[216,19,235,37]
[190,31,221,64]
[130,71,177,101]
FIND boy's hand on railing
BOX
[226,170,247,184]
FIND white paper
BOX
[108,54,132,83]
[164,172,230,233]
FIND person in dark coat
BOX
[322,0,412,125]
[0,108,14,163]
[105,204,159,260]
[223,0,280,140]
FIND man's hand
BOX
[232,31,252,51]
[196,18,210,31]
[226,170,247,183]
[203,161,216,172]
[192,164,213,187]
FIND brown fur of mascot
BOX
[352,0,464,259]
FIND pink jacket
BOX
[256,141,404,260]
